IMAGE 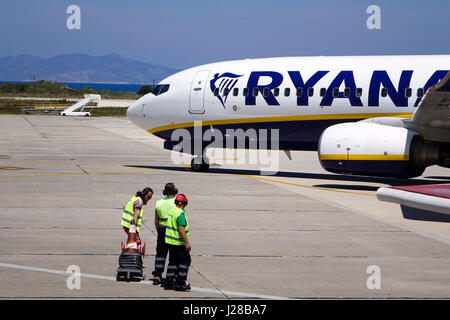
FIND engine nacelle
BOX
[318,122,441,178]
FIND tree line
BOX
[0,80,153,98]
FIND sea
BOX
[0,81,146,93]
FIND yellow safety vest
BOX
[121,196,144,233]
[165,206,189,246]
[155,197,175,227]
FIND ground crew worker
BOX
[152,183,178,285]
[121,187,153,244]
[164,194,191,291]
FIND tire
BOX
[190,156,210,172]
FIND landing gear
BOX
[190,155,210,172]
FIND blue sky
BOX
[1,0,449,69]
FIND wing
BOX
[404,70,450,143]
[377,184,450,215]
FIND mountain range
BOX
[0,54,180,84]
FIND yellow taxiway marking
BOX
[0,158,125,169]
[5,170,151,179]
[183,163,375,197]
[239,174,376,197]
[0,166,29,170]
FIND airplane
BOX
[126,55,450,178]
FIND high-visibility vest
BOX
[155,197,175,227]
[165,206,189,246]
[121,196,144,233]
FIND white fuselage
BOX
[127,55,449,151]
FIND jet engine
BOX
[318,122,443,178]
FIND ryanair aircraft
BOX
[127,55,450,178]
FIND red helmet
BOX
[175,194,188,206]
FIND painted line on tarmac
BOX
[240,176,450,246]
[0,262,290,300]
[239,174,376,197]
[0,158,130,169]
[182,164,375,196]
[4,170,151,179]
[0,262,116,280]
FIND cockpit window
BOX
[152,84,170,96]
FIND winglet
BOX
[434,70,450,92]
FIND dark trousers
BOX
[152,226,169,277]
[166,244,191,286]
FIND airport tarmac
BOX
[0,114,449,299]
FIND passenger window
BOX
[296,88,303,97]
[332,88,339,98]
[233,88,239,96]
[214,88,219,96]
[252,88,259,97]
[308,88,314,97]
[405,88,412,98]
[344,88,350,98]
[417,88,424,97]
[381,88,388,97]
[320,88,326,97]
[223,88,229,96]
[263,87,270,97]
[284,88,290,97]
[273,88,280,97]
[356,88,363,97]
[243,88,249,97]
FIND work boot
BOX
[174,282,191,292]
[153,276,161,285]
[164,280,174,290]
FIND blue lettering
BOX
[288,71,328,106]
[369,70,413,107]
[320,71,363,107]
[245,71,283,106]
[240,69,445,108]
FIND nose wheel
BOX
[190,155,210,172]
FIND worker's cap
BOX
[175,194,188,206]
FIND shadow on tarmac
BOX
[124,164,450,187]
[401,205,450,223]
[125,164,450,222]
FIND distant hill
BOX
[0,54,180,84]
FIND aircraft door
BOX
[189,70,211,114]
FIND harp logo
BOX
[210,72,243,108]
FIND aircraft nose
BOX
[127,97,150,130]
[126,100,140,122]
